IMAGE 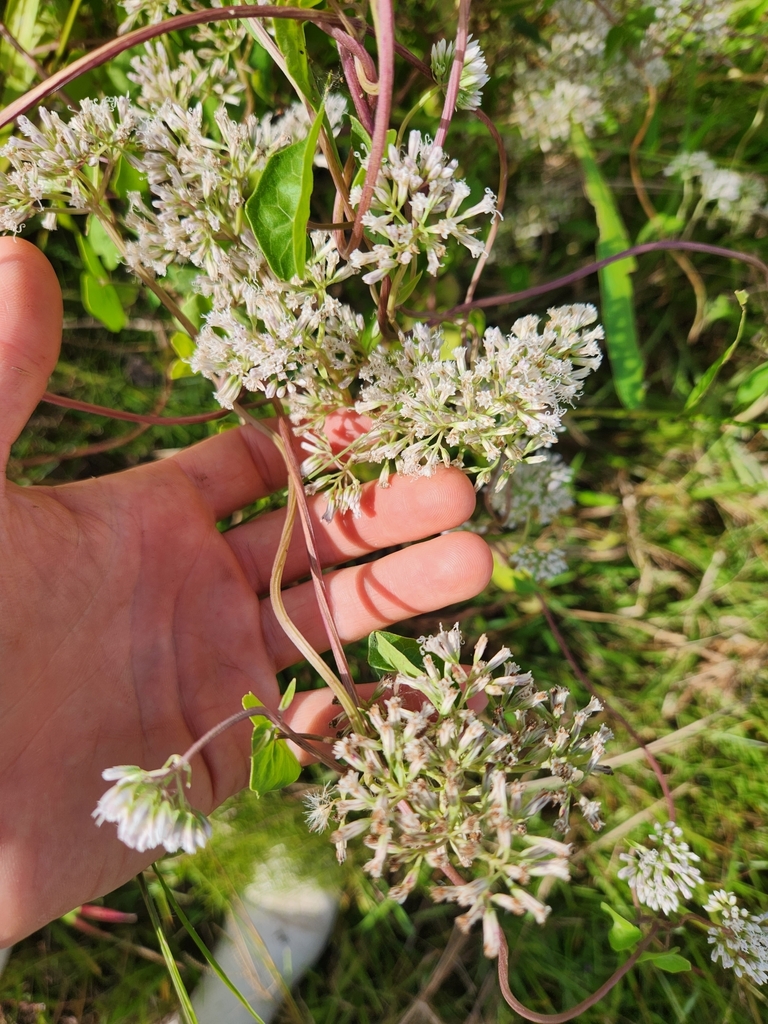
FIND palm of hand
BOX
[0,239,491,944]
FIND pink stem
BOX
[434,0,471,149]
[41,390,231,426]
[277,416,357,703]
[405,240,768,319]
[497,921,659,1023]
[0,5,346,130]
[335,37,375,135]
[342,0,395,257]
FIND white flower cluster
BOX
[510,544,569,583]
[93,756,212,855]
[351,307,602,487]
[492,452,574,527]
[511,0,737,154]
[665,151,768,235]
[430,36,490,112]
[617,820,703,916]
[705,890,768,986]
[0,97,140,232]
[191,232,362,409]
[348,130,497,281]
[306,625,612,955]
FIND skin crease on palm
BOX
[0,236,493,947]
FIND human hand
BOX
[0,238,492,945]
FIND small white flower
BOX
[431,36,490,111]
[93,756,211,854]
[705,890,768,985]
[618,821,703,916]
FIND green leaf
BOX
[638,950,692,973]
[245,100,325,281]
[572,123,644,410]
[243,693,301,797]
[600,903,643,951]
[76,233,107,283]
[169,358,195,379]
[171,332,196,359]
[279,678,297,711]
[349,116,373,152]
[80,273,127,333]
[394,270,423,307]
[736,361,768,408]
[684,292,748,411]
[112,155,148,200]
[368,632,424,678]
[154,867,267,1023]
[138,874,199,1024]
[272,0,322,108]
[86,215,121,271]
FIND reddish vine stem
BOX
[0,5,348,130]
[496,921,659,1023]
[434,0,471,149]
[539,599,676,822]
[342,0,395,257]
[336,39,375,135]
[41,390,232,426]
[181,702,343,773]
[277,416,357,705]
[403,240,768,319]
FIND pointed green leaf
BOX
[76,233,108,284]
[80,273,127,333]
[638,950,692,973]
[245,100,325,280]
[685,292,748,411]
[86,215,121,271]
[169,358,195,379]
[572,123,644,410]
[735,361,768,408]
[272,0,322,107]
[243,692,301,797]
[171,332,195,359]
[601,903,643,951]
[279,678,297,711]
[368,632,424,678]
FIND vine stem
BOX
[276,415,357,705]
[342,0,394,257]
[538,599,676,822]
[179,703,343,773]
[434,0,471,150]
[41,391,231,426]
[0,5,348,131]
[235,404,364,733]
[404,240,768,319]
[496,920,659,1023]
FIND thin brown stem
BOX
[41,391,231,426]
[277,416,357,704]
[180,700,343,773]
[497,921,659,1022]
[539,599,676,821]
[402,240,768,319]
[434,0,471,150]
[464,109,508,303]
[0,21,75,108]
[629,85,707,342]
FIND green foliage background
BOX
[1,0,768,1021]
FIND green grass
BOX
[2,0,768,1020]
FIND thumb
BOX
[0,237,63,466]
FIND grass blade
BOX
[154,864,268,1024]
[138,872,199,1024]
[572,123,645,410]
